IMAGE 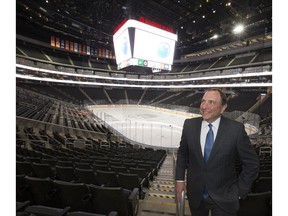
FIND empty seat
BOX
[109,161,122,167]
[57,160,74,168]
[89,185,139,216]
[25,176,60,207]
[16,201,31,212]
[237,191,272,216]
[122,162,137,170]
[258,169,272,178]
[118,173,145,199]
[109,166,128,174]
[26,156,42,164]
[80,159,94,165]
[144,161,160,176]
[24,205,71,216]
[75,162,92,169]
[92,164,110,172]
[93,160,108,166]
[53,180,93,212]
[75,168,98,184]
[32,162,56,179]
[16,161,35,176]
[253,177,272,193]
[42,158,58,168]
[137,164,155,180]
[16,174,33,202]
[95,170,119,187]
[129,167,150,188]
[67,211,118,216]
[56,165,79,182]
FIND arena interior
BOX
[11,0,277,215]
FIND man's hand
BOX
[175,181,186,203]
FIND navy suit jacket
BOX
[175,116,259,213]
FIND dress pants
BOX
[189,196,237,216]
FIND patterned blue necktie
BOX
[204,123,214,162]
[203,123,214,198]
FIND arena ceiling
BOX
[16,0,272,59]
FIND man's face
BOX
[200,90,227,123]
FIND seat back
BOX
[32,162,55,178]
[95,170,119,187]
[118,173,141,191]
[110,166,127,174]
[16,161,34,176]
[80,159,94,165]
[66,212,107,216]
[23,205,71,216]
[26,157,42,164]
[53,180,93,212]
[56,165,78,182]
[16,174,33,202]
[93,160,108,166]
[57,160,74,168]
[122,162,137,170]
[75,162,92,169]
[25,176,60,207]
[129,167,150,187]
[118,173,144,199]
[42,158,58,168]
[238,191,272,216]
[92,164,110,172]
[75,168,97,184]
[89,185,129,216]
[253,177,272,193]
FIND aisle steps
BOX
[139,154,191,216]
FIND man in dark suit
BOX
[175,88,259,216]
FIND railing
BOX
[176,191,185,216]
[173,152,185,216]
[16,115,177,152]
[16,116,107,147]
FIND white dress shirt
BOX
[200,117,221,156]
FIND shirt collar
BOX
[203,116,221,128]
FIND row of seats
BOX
[17,176,139,216]
[17,159,153,186]
[17,162,147,196]
[17,200,118,216]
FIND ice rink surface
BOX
[89,105,201,149]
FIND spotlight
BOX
[233,24,244,34]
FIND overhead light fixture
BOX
[39,7,47,13]
[233,24,244,34]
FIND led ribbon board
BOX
[113,19,177,72]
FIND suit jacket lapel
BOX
[192,118,205,164]
[206,117,227,164]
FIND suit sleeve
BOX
[175,119,190,181]
[236,124,260,198]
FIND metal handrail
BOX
[174,152,185,216]
[176,190,185,216]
